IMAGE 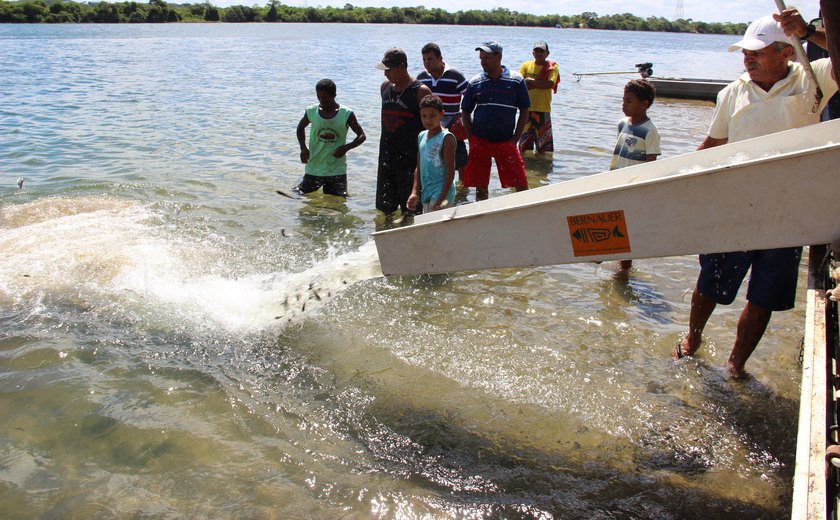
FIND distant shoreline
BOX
[0,1,749,35]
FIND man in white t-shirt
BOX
[676,13,837,379]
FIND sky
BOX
[213,0,823,25]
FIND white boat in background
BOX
[571,62,727,101]
[373,118,840,276]
[648,76,729,101]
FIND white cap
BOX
[728,15,789,52]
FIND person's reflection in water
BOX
[294,192,363,248]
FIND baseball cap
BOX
[475,41,503,54]
[728,15,789,52]
[376,48,407,70]
[533,41,549,52]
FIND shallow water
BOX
[0,23,806,518]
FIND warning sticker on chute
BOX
[567,210,631,257]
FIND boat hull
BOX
[373,119,840,276]
[649,77,729,101]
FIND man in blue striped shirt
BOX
[461,41,530,201]
[418,43,469,185]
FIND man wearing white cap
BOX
[701,14,835,146]
[677,13,837,379]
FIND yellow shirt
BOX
[519,60,559,113]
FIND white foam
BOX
[122,242,383,331]
[1,197,383,333]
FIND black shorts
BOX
[295,174,347,197]
[375,163,415,214]
[697,247,802,311]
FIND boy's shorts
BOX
[697,247,802,311]
[464,136,527,189]
[518,111,554,153]
[295,174,348,197]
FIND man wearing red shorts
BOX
[460,41,530,201]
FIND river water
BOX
[0,23,806,518]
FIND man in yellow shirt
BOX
[518,41,560,154]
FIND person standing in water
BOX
[417,43,470,191]
[675,14,837,378]
[375,48,432,219]
[609,79,660,272]
[518,41,560,155]
[407,95,457,214]
[295,79,366,197]
[460,41,530,201]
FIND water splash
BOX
[264,242,382,327]
[123,241,383,331]
[0,196,382,332]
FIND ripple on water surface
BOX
[0,23,803,519]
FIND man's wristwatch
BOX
[802,23,816,41]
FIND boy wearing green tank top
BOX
[295,79,366,197]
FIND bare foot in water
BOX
[727,361,750,380]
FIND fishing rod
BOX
[775,0,822,112]
[572,62,653,83]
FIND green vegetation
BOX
[0,0,748,34]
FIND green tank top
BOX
[305,104,352,177]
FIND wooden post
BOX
[792,244,831,519]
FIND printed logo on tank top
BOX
[317,128,338,142]
[382,87,416,132]
[424,135,444,168]
[382,110,414,132]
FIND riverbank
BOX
[0,1,747,34]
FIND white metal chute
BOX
[373,118,840,276]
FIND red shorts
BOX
[464,135,527,189]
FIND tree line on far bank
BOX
[0,0,748,34]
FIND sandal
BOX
[673,340,686,360]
